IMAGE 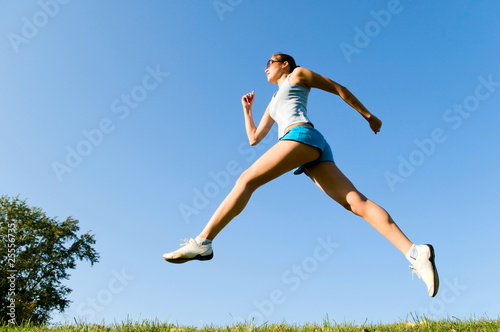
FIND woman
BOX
[163,53,439,297]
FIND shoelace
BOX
[180,238,195,247]
[180,238,207,248]
[410,265,421,280]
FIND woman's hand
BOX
[242,91,255,112]
[367,114,382,134]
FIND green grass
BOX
[1,318,499,331]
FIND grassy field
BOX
[1,318,500,332]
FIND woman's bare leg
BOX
[305,161,413,255]
[198,140,320,240]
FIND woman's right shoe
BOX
[163,238,213,264]
[406,244,439,297]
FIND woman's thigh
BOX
[239,140,321,189]
[304,161,366,208]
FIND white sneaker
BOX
[406,244,439,297]
[163,238,213,264]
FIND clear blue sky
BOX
[2,0,500,327]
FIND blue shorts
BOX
[279,125,334,175]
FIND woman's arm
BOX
[242,91,275,145]
[291,68,382,134]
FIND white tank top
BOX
[269,75,312,138]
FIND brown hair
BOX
[273,53,299,73]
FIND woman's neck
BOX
[277,73,290,88]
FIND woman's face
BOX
[265,57,287,84]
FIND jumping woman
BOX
[163,53,439,297]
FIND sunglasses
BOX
[266,59,284,69]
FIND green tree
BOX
[0,195,99,325]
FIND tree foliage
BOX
[0,195,99,325]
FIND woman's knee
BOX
[345,191,368,216]
[235,168,262,193]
